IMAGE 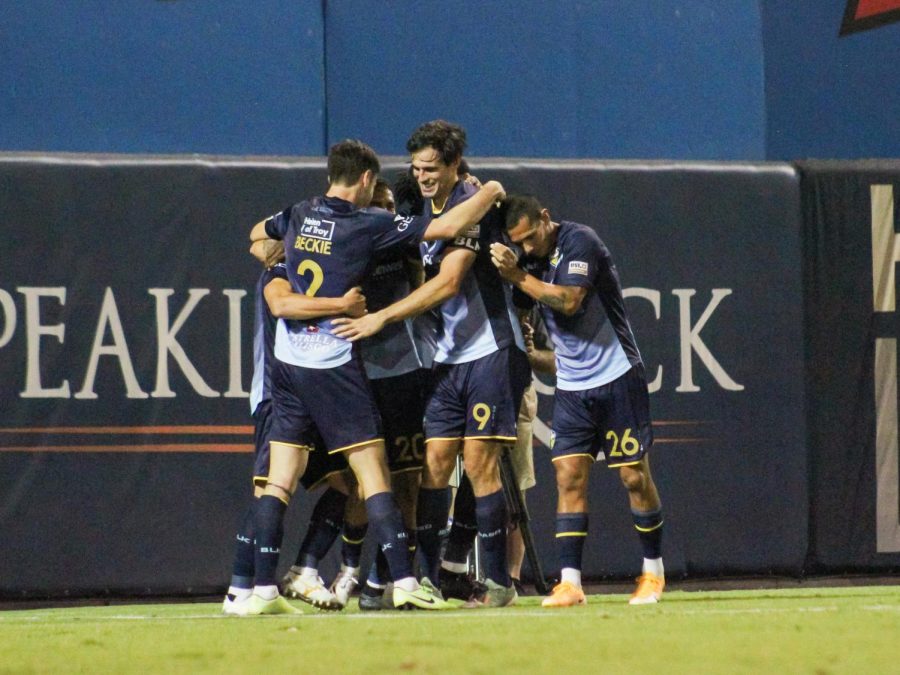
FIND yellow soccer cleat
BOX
[629,573,665,605]
[541,581,587,608]
[245,593,303,615]
[393,583,454,610]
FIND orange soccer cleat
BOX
[541,581,587,608]
[629,573,665,605]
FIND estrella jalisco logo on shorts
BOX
[295,217,335,255]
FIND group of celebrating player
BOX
[221,120,666,615]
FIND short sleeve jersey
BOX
[249,262,287,414]
[265,196,428,369]
[533,221,642,391]
[419,180,525,364]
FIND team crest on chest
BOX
[549,248,562,268]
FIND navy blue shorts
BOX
[252,399,274,487]
[550,364,653,467]
[371,369,426,473]
[269,353,384,454]
[424,346,531,443]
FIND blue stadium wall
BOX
[1,1,765,159]
[3,2,898,160]
[762,1,900,160]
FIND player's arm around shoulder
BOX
[332,247,475,341]
[421,181,506,241]
[250,205,293,242]
[264,278,366,320]
[490,242,587,316]
[249,218,271,242]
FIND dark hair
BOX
[406,120,467,166]
[503,194,544,230]
[370,178,394,211]
[327,139,380,186]
[393,169,424,216]
[457,159,470,176]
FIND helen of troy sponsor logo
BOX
[300,217,335,240]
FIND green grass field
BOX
[2,586,900,674]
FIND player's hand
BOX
[341,286,367,318]
[521,319,536,354]
[462,172,483,189]
[331,312,386,341]
[490,242,524,283]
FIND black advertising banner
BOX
[0,155,807,596]
[480,161,807,578]
[798,160,900,573]
[0,155,331,595]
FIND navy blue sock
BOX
[253,495,287,587]
[229,499,257,589]
[295,487,346,568]
[445,474,477,565]
[341,522,368,569]
[366,492,413,581]
[476,489,510,587]
[415,486,451,581]
[632,508,664,559]
[556,512,589,572]
[365,558,386,590]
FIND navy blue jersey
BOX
[360,252,421,379]
[419,181,525,364]
[264,196,428,369]
[249,263,287,414]
[531,221,642,390]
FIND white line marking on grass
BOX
[670,606,838,615]
[863,605,900,612]
[0,604,852,624]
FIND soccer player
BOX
[439,311,542,600]
[490,194,666,607]
[244,139,505,614]
[222,239,365,615]
[283,177,406,611]
[369,177,395,212]
[332,121,530,608]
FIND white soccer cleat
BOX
[282,570,342,610]
[329,568,359,608]
[222,594,252,616]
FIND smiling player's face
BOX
[410,146,458,204]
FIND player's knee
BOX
[463,453,498,482]
[424,453,456,485]
[619,465,647,493]
[555,463,588,494]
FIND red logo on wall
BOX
[840,0,900,35]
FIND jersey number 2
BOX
[297,260,324,296]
